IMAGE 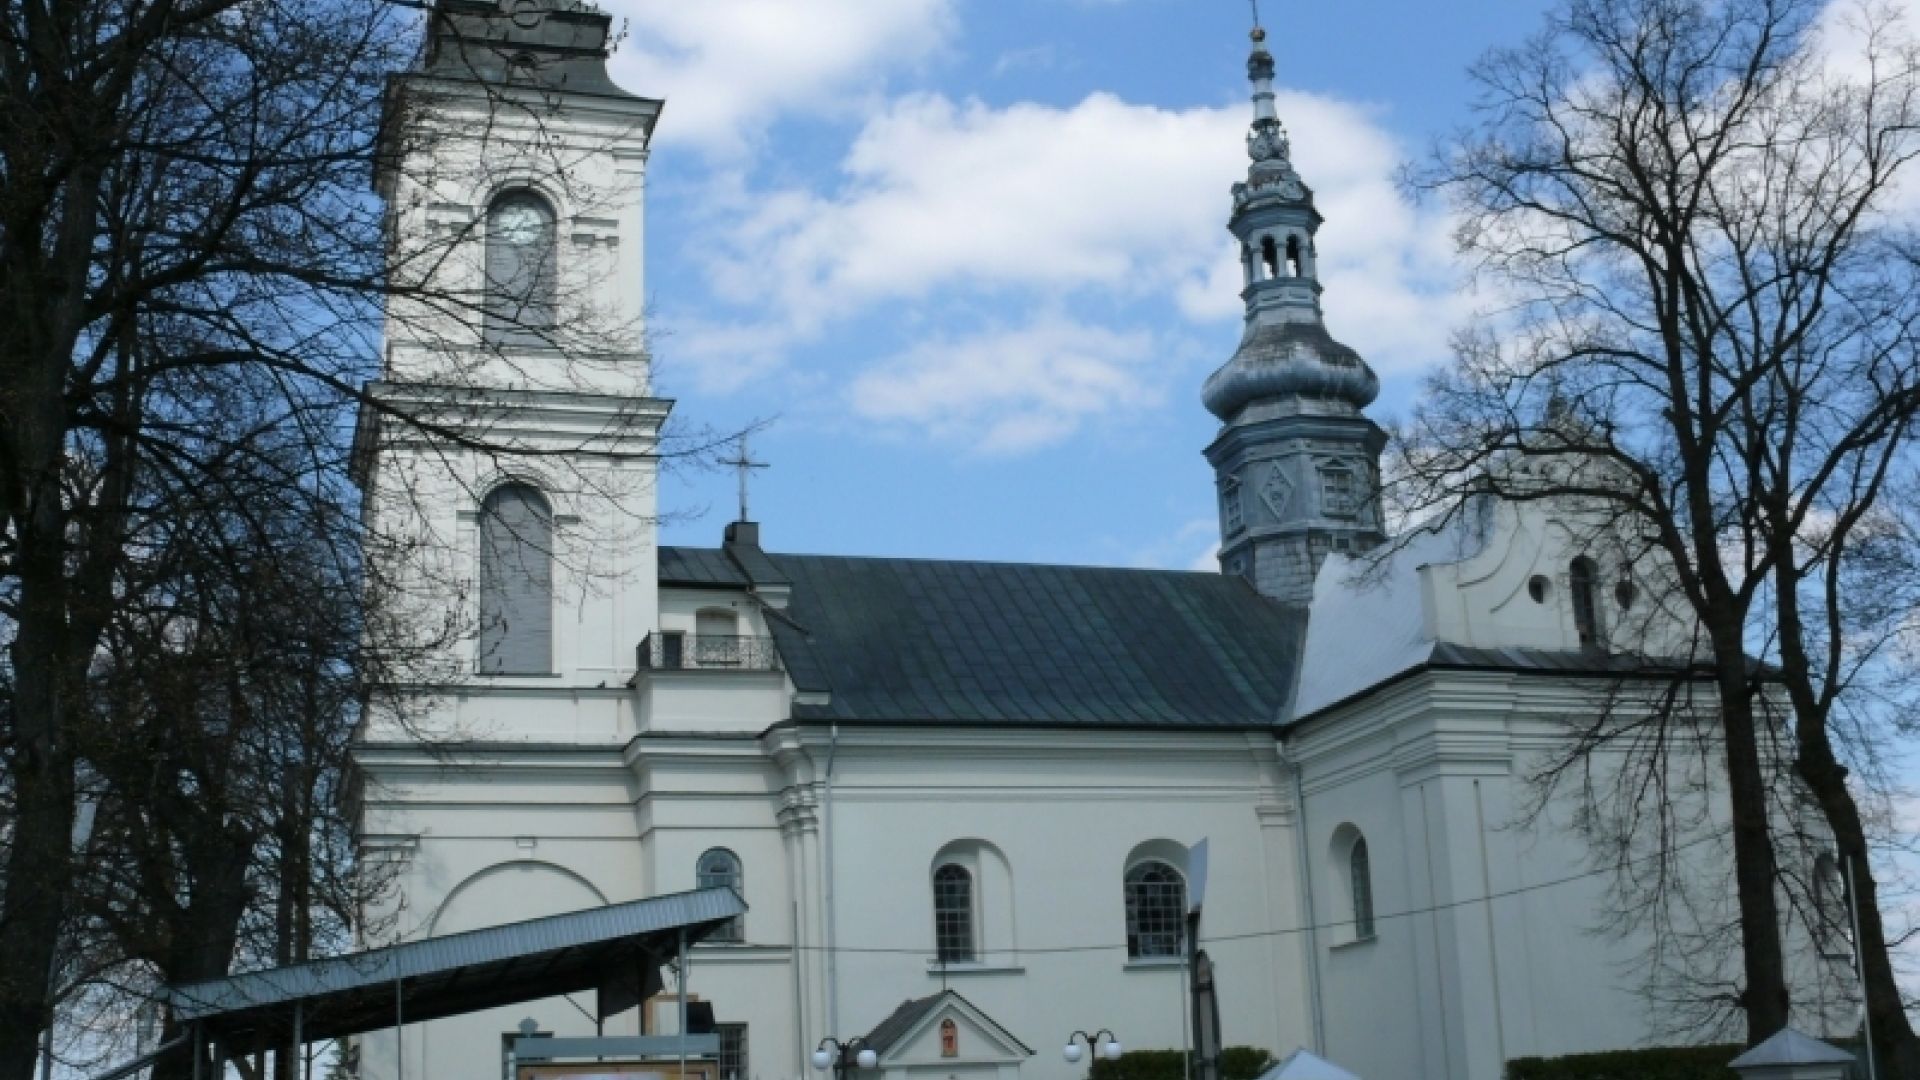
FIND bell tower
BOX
[356,0,669,701]
[1202,23,1386,606]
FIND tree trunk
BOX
[0,137,110,1080]
[1717,667,1793,1043]
[150,825,256,1080]
[0,370,84,1080]
[1794,725,1920,1076]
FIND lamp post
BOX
[812,1037,878,1080]
[1063,1030,1123,1072]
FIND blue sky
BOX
[608,0,1552,566]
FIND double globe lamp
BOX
[812,1039,878,1073]
[1062,1030,1123,1065]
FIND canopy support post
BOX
[678,929,689,1080]
[290,999,304,1080]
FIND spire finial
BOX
[1242,3,1284,163]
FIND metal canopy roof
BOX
[165,886,745,1054]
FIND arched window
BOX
[1812,853,1850,954]
[1349,837,1376,940]
[697,848,744,942]
[484,190,557,345]
[1285,234,1302,277]
[1570,556,1602,648]
[932,863,975,963]
[1124,860,1186,959]
[478,484,552,674]
[1260,236,1280,280]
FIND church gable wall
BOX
[1417,496,1698,659]
[1285,666,1841,1080]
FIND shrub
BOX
[1505,1045,1744,1080]
[1088,1046,1276,1080]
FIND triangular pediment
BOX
[864,989,1032,1067]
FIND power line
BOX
[724,828,1736,957]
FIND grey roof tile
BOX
[705,551,1305,728]
[659,546,748,587]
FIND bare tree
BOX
[0,0,712,1076]
[1401,0,1920,1064]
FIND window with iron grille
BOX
[933,863,975,963]
[697,848,744,943]
[1124,861,1186,959]
[716,1023,748,1080]
[1349,837,1375,940]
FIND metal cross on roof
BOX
[723,436,769,523]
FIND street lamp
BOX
[813,1036,878,1080]
[1063,1030,1123,1066]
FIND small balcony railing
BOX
[637,633,782,673]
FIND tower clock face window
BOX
[492,200,546,244]
[484,190,558,345]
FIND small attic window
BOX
[1528,575,1550,604]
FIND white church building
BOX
[348,5,1845,1080]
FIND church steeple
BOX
[1202,24,1386,605]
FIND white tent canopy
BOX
[1258,1048,1362,1080]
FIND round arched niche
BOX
[929,838,1017,959]
[430,859,609,937]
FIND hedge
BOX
[1505,1045,1744,1080]
[1087,1047,1276,1080]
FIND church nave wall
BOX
[811,726,1311,1080]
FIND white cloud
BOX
[991,46,1060,77]
[1188,539,1221,573]
[716,89,1465,379]
[847,317,1159,453]
[654,317,793,396]
[604,0,957,156]
[1113,518,1221,571]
